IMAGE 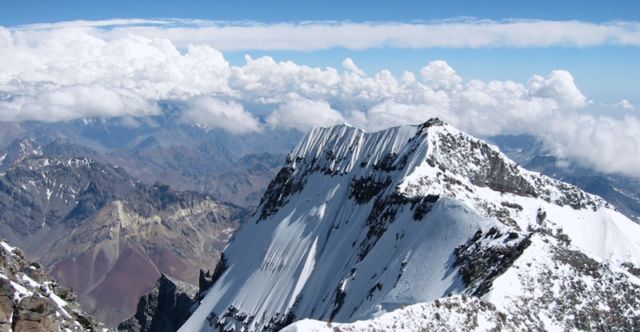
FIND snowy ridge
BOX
[180,118,640,332]
[285,230,640,331]
[282,295,511,332]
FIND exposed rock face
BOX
[118,274,196,332]
[198,270,216,298]
[0,239,104,331]
[453,227,532,297]
[13,296,57,332]
[490,134,640,224]
[0,146,247,327]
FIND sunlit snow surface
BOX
[181,119,640,331]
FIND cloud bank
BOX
[0,21,639,178]
[183,97,260,134]
[9,18,640,50]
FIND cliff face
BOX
[0,239,104,331]
[118,274,197,332]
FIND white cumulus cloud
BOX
[615,99,635,110]
[0,21,639,177]
[529,70,587,108]
[183,97,260,134]
[267,98,345,131]
[342,58,365,76]
[420,60,462,91]
[541,114,640,176]
[0,85,158,122]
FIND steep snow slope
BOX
[181,118,640,332]
[284,230,640,331]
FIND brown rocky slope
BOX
[0,153,247,327]
[0,238,105,331]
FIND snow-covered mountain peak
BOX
[289,117,599,202]
[288,117,441,174]
[262,118,607,230]
[181,119,640,332]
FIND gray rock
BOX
[0,238,105,331]
[118,274,196,332]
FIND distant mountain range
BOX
[0,112,298,208]
[1,112,637,218]
[0,137,247,326]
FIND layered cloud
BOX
[0,21,639,177]
[0,85,159,122]
[10,18,640,50]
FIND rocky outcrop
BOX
[118,274,196,332]
[453,227,532,296]
[0,239,104,331]
[490,134,640,224]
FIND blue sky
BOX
[2,0,637,103]
[2,0,639,24]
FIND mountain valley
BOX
[0,138,246,326]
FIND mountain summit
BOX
[181,118,640,331]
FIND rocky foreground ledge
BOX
[0,239,105,331]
